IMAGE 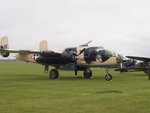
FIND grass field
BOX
[0,62,150,113]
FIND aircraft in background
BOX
[126,56,150,80]
[0,36,123,81]
[115,58,137,72]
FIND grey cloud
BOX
[0,0,150,57]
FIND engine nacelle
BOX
[1,52,10,57]
[0,46,9,57]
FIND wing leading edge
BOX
[0,49,61,57]
[126,56,150,62]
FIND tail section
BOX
[39,40,48,51]
[0,36,10,57]
[0,36,9,49]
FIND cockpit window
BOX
[104,50,113,57]
[89,49,97,56]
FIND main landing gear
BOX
[49,69,59,79]
[44,65,59,79]
[83,68,92,78]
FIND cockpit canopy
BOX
[84,47,115,57]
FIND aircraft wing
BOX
[126,56,150,62]
[0,49,61,57]
[0,49,40,54]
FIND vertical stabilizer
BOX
[39,40,48,51]
[0,36,9,49]
[0,36,10,57]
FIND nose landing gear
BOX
[105,68,112,81]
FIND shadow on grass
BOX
[1,74,107,81]
[57,75,106,81]
[0,74,47,81]
[124,72,146,76]
[95,90,123,94]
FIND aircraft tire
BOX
[49,69,59,79]
[83,69,92,78]
[105,74,112,81]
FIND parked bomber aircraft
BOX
[0,36,123,81]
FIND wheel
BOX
[49,69,59,79]
[83,69,92,78]
[105,74,112,81]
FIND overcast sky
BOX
[0,0,150,57]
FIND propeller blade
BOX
[65,49,73,57]
[65,48,85,61]
[86,40,92,45]
[65,48,85,76]
[77,48,85,57]
[80,40,92,47]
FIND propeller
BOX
[80,40,92,47]
[65,48,86,75]
[65,48,85,62]
[65,49,77,61]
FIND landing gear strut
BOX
[49,69,59,79]
[44,65,49,74]
[83,68,92,78]
[105,68,112,81]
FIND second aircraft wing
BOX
[126,56,150,62]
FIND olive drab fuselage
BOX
[16,46,120,67]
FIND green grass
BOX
[0,62,150,113]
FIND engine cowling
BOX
[1,52,10,57]
[0,46,9,57]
